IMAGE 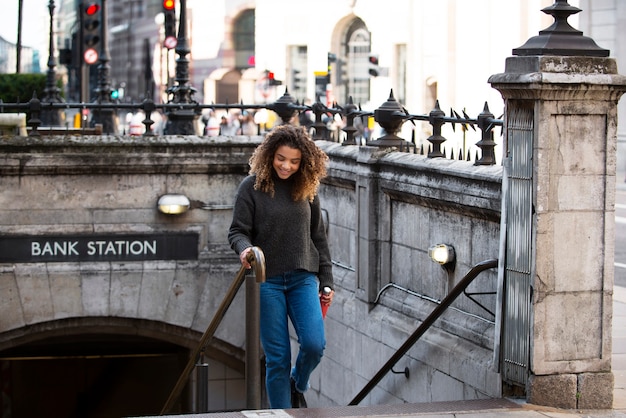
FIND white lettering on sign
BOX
[32,241,80,256]
[32,240,157,257]
[86,240,157,256]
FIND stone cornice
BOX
[489,56,626,101]
[0,135,261,176]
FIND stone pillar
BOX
[489,1,626,410]
[355,146,389,303]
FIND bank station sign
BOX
[0,233,198,263]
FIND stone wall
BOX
[0,135,261,411]
[312,142,503,405]
[0,134,503,408]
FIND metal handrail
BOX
[160,246,266,415]
[348,258,498,406]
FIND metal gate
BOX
[501,104,534,387]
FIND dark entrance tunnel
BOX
[0,333,189,418]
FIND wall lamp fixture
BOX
[428,243,456,272]
[157,194,191,215]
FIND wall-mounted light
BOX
[157,194,191,215]
[428,243,456,272]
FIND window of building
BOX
[233,9,255,69]
[395,44,407,106]
[337,19,371,107]
[288,45,308,101]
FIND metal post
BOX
[16,0,23,73]
[41,0,64,126]
[341,97,358,145]
[246,273,262,409]
[90,0,118,134]
[163,0,200,135]
[427,100,446,158]
[195,362,209,412]
[475,102,496,165]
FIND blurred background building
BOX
[0,36,38,74]
[0,0,624,171]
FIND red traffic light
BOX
[85,3,100,15]
[82,1,101,65]
[368,54,380,77]
[162,0,177,45]
[266,71,282,86]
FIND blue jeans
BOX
[259,270,326,409]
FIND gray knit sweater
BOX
[228,174,334,291]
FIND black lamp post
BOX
[41,0,64,126]
[163,0,200,135]
[90,0,119,134]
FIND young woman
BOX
[228,124,335,409]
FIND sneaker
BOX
[290,378,307,408]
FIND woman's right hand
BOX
[240,247,253,269]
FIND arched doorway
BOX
[0,318,246,417]
[330,17,372,106]
[204,69,243,104]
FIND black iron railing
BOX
[0,89,502,165]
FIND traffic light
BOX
[267,71,282,86]
[81,1,101,65]
[336,58,347,85]
[110,89,119,100]
[162,0,177,49]
[368,54,379,77]
[59,48,73,65]
[327,52,336,83]
[291,69,303,92]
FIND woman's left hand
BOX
[319,288,334,305]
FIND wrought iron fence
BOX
[0,88,502,166]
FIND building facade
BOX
[0,35,38,74]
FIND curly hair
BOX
[249,124,328,202]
